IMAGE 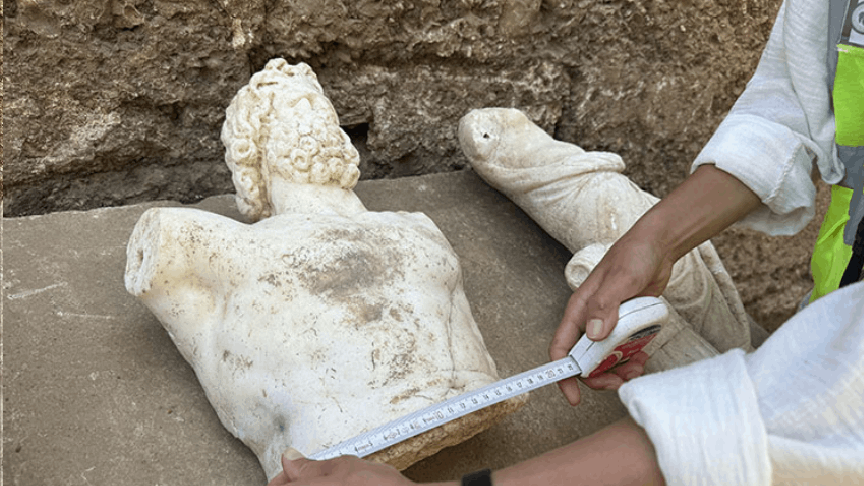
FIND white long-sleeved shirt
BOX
[692,0,845,236]
[620,1,864,483]
[620,280,864,485]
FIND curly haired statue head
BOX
[221,58,361,221]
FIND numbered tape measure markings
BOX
[309,296,668,461]
[310,357,581,461]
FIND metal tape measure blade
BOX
[309,296,668,460]
[309,356,581,460]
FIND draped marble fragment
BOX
[458,108,754,371]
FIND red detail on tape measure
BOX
[588,327,660,378]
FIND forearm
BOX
[491,416,663,486]
[633,164,761,264]
[424,417,663,486]
[273,418,661,486]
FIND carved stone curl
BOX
[125,60,524,481]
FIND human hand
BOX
[267,449,416,486]
[549,229,674,405]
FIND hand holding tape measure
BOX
[309,296,668,461]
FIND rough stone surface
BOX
[4,0,782,217]
[3,171,629,486]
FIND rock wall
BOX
[6,0,816,328]
[5,0,782,214]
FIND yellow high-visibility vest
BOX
[810,0,864,303]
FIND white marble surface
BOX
[124,60,507,480]
[458,107,754,371]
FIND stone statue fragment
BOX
[458,108,754,371]
[125,60,524,481]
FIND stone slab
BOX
[2,170,629,485]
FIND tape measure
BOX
[309,296,668,461]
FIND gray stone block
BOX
[2,171,628,485]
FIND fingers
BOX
[275,450,412,486]
[581,373,624,391]
[610,359,645,382]
[623,351,650,370]
[573,236,669,342]
[267,471,290,486]
[559,364,640,407]
[582,292,622,342]
[578,255,643,342]
[550,292,590,360]
[552,232,670,405]
[581,352,650,391]
[554,253,636,350]
[550,262,629,363]
[280,448,335,483]
[551,268,629,406]
[557,377,582,406]
[266,449,307,486]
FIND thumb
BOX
[281,447,319,482]
[584,294,623,341]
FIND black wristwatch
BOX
[461,468,492,486]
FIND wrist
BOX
[633,164,760,263]
[621,211,680,271]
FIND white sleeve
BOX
[692,0,842,236]
[619,281,864,486]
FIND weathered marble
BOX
[125,61,524,480]
[458,108,754,370]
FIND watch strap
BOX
[461,468,492,486]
